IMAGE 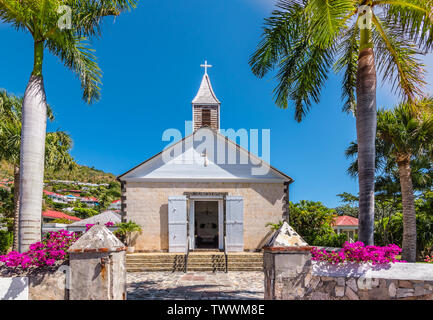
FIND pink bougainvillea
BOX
[311,241,405,265]
[425,255,433,263]
[0,230,78,269]
[85,221,115,232]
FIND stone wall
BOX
[0,268,67,300]
[125,182,285,251]
[264,249,433,300]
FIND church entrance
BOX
[194,201,219,249]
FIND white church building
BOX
[118,63,294,252]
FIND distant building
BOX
[332,215,359,242]
[42,210,81,223]
[43,190,68,204]
[108,200,121,210]
[80,196,99,207]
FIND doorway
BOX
[194,201,219,249]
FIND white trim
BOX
[122,178,286,183]
[218,199,224,249]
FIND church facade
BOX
[118,64,293,252]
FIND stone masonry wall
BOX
[264,250,433,300]
[125,182,285,251]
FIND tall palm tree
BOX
[0,90,75,251]
[0,0,137,251]
[346,99,433,261]
[249,0,432,245]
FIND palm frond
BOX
[373,13,426,101]
[68,0,137,38]
[381,0,433,52]
[334,21,359,113]
[305,0,357,47]
[45,32,102,104]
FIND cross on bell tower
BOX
[200,60,212,74]
[192,60,221,132]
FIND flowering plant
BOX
[85,221,115,232]
[0,230,78,269]
[311,241,404,265]
[425,255,433,263]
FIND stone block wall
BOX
[0,269,67,300]
[264,249,433,300]
[125,182,285,251]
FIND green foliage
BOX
[265,221,284,232]
[0,230,13,254]
[288,200,346,247]
[249,0,432,118]
[73,207,98,219]
[0,187,14,219]
[51,218,73,224]
[114,221,142,246]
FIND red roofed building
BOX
[332,215,359,242]
[42,210,81,223]
[108,199,121,210]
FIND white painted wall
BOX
[0,277,29,300]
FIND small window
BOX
[202,109,211,126]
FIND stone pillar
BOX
[68,225,127,300]
[264,247,312,300]
[263,221,312,300]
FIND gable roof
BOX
[192,73,220,105]
[333,215,359,226]
[118,127,293,183]
[68,211,121,227]
[42,210,81,221]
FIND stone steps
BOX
[126,253,263,272]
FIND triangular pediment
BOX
[119,128,293,183]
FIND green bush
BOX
[287,200,345,247]
[0,230,13,254]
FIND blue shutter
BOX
[168,196,188,253]
[225,196,244,252]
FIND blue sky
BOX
[0,0,432,208]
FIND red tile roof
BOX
[42,210,81,221]
[111,200,121,203]
[333,215,358,226]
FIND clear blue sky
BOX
[0,0,432,208]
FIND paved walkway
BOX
[127,271,264,300]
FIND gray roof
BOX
[68,225,125,252]
[68,211,121,227]
[192,73,220,104]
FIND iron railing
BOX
[224,236,228,273]
[184,236,191,273]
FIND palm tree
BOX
[249,0,432,245]
[346,99,433,261]
[0,1,137,251]
[0,90,75,251]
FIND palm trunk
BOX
[356,26,377,245]
[397,157,417,262]
[12,166,20,251]
[18,40,47,252]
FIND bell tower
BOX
[192,61,220,132]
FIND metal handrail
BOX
[224,236,228,273]
[185,236,190,273]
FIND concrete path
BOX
[127,271,264,300]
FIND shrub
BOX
[0,230,13,255]
[311,241,404,265]
[114,221,142,245]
